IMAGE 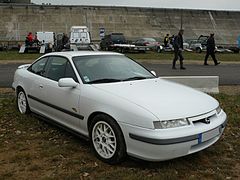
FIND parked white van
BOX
[70,26,91,50]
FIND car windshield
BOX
[72,55,155,84]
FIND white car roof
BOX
[41,51,123,59]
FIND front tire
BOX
[196,47,202,53]
[157,47,162,53]
[17,89,30,114]
[89,114,126,164]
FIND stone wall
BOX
[0,4,239,44]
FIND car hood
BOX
[92,78,218,120]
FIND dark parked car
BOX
[228,46,239,53]
[100,33,127,50]
[198,35,209,47]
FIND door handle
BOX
[39,85,43,88]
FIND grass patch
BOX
[0,51,41,61]
[0,91,239,179]
[0,50,239,62]
[126,51,240,61]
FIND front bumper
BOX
[120,110,227,161]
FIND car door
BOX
[135,39,143,46]
[38,56,82,130]
[27,56,49,114]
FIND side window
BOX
[28,57,48,76]
[45,56,67,81]
[73,32,80,39]
[80,32,87,39]
[65,61,78,82]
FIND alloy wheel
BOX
[92,121,117,159]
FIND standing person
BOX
[164,34,169,47]
[33,32,40,45]
[27,32,33,42]
[62,33,69,45]
[204,33,220,65]
[172,29,186,70]
[26,32,33,46]
[62,33,69,47]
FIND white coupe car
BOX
[12,51,227,164]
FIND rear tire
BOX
[17,89,30,114]
[89,114,126,164]
[196,47,202,53]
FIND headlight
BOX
[153,118,190,129]
[216,106,222,114]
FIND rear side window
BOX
[28,57,48,76]
[136,39,144,43]
[111,35,126,42]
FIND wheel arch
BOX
[16,85,25,95]
[87,111,121,131]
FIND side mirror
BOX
[151,70,157,76]
[58,78,78,88]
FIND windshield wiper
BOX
[122,76,149,81]
[87,78,122,84]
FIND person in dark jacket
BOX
[62,33,69,46]
[172,29,186,70]
[204,33,220,65]
[33,32,40,45]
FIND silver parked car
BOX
[133,38,160,49]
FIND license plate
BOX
[198,127,220,144]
